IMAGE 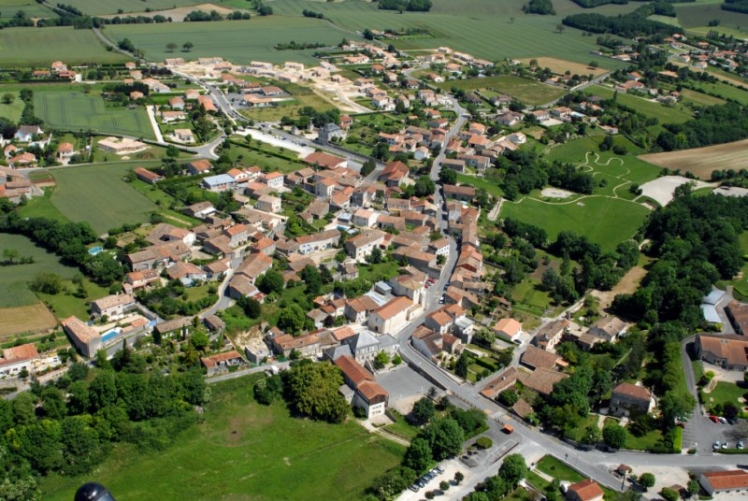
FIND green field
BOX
[585,85,693,124]
[439,75,566,106]
[0,91,25,122]
[41,376,405,501]
[680,88,726,107]
[0,27,128,66]
[536,455,586,483]
[106,17,358,66]
[0,233,79,308]
[0,0,56,19]
[49,162,160,234]
[690,81,748,105]
[34,91,155,139]
[702,381,748,409]
[676,3,748,30]
[500,196,649,253]
[59,0,203,15]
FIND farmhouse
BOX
[187,159,212,175]
[587,316,626,342]
[61,316,101,358]
[0,343,40,376]
[200,350,245,376]
[134,167,163,185]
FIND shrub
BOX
[475,436,493,449]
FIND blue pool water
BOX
[101,329,120,343]
[88,246,103,256]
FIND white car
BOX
[713,441,721,450]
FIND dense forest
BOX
[562,12,678,37]
[377,0,433,12]
[722,0,748,14]
[496,151,596,200]
[656,102,748,151]
[0,359,207,499]
[613,188,748,328]
[570,0,627,7]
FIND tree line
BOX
[722,0,748,14]
[377,0,433,12]
[656,102,748,151]
[523,0,555,15]
[562,11,678,38]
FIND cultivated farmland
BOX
[57,0,204,16]
[42,376,405,501]
[49,162,160,234]
[0,27,127,66]
[439,75,566,106]
[639,139,748,179]
[519,57,608,77]
[0,303,57,339]
[106,17,357,66]
[500,196,649,252]
[34,91,155,140]
[676,2,748,31]
[0,0,56,19]
[585,85,693,124]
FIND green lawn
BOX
[358,260,401,283]
[35,91,154,139]
[15,188,69,222]
[724,232,748,299]
[41,375,405,501]
[680,88,726,107]
[106,17,359,66]
[511,277,553,317]
[564,414,599,442]
[49,162,160,234]
[385,410,421,440]
[702,381,748,409]
[38,278,110,319]
[624,429,664,451]
[0,233,79,308]
[585,85,693,124]
[500,196,649,253]
[456,173,504,198]
[0,26,128,66]
[536,455,585,483]
[0,91,25,122]
[439,75,566,106]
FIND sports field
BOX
[34,91,154,139]
[438,75,566,106]
[49,162,159,234]
[500,196,649,253]
[106,17,355,66]
[639,139,748,179]
[42,376,405,501]
[0,233,80,308]
[0,27,127,66]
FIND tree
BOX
[300,265,322,296]
[429,417,464,460]
[242,297,262,319]
[284,361,349,423]
[1,93,14,105]
[411,397,436,425]
[257,269,284,294]
[360,159,376,177]
[277,304,306,335]
[499,454,527,487]
[373,351,390,370]
[498,389,519,407]
[439,168,457,185]
[660,488,679,501]
[440,480,450,491]
[367,246,383,264]
[404,437,431,473]
[414,176,436,197]
[455,352,472,378]
[166,42,177,53]
[29,272,63,294]
[638,473,655,491]
[687,480,700,498]
[603,424,627,450]
[581,424,602,445]
[190,330,210,352]
[182,42,194,52]
[454,471,464,484]
[68,361,89,382]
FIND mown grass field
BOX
[689,80,748,105]
[500,196,649,253]
[585,85,693,124]
[0,27,127,66]
[59,0,204,16]
[106,17,355,66]
[49,161,160,234]
[34,91,154,139]
[41,376,405,501]
[438,75,566,106]
[680,88,726,107]
[639,138,748,179]
[0,91,25,122]
[0,233,80,308]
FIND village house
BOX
[0,343,40,376]
[699,470,748,497]
[368,296,421,335]
[167,261,208,286]
[255,194,282,213]
[695,334,748,371]
[187,159,212,175]
[566,480,605,501]
[90,294,137,320]
[345,230,385,262]
[97,137,147,155]
[295,229,340,256]
[587,316,626,342]
[201,351,246,376]
[609,382,654,417]
[334,355,389,419]
[123,269,160,293]
[62,316,101,358]
[533,319,569,351]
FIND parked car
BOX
[709,415,720,423]
[409,485,420,492]
[714,441,721,450]
[738,441,745,450]
[719,417,728,424]
[722,442,728,449]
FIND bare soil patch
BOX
[541,187,573,199]
[0,303,57,339]
[639,139,748,180]
[99,3,239,22]
[591,265,647,310]
[519,57,607,77]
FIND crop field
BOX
[58,0,204,16]
[500,196,649,252]
[676,3,748,30]
[42,376,405,501]
[518,57,608,77]
[688,25,748,39]
[49,161,159,234]
[680,88,726,107]
[689,81,748,105]
[0,303,57,339]
[639,139,748,179]
[0,233,80,308]
[106,17,355,66]
[0,0,56,19]
[439,75,566,106]
[585,85,693,124]
[35,91,154,139]
[0,27,127,66]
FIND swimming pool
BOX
[88,246,103,256]
[101,328,121,343]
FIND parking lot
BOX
[377,365,437,415]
